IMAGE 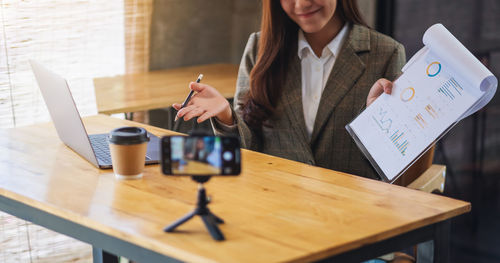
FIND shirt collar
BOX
[297,22,350,60]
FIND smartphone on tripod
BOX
[160,135,241,241]
[161,135,241,176]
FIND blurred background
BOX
[0,0,499,262]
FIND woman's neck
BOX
[304,15,345,57]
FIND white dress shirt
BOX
[298,23,349,138]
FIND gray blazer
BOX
[213,24,406,180]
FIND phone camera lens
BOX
[223,151,233,161]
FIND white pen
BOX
[175,74,203,122]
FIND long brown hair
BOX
[242,0,368,129]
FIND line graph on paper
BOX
[371,108,393,134]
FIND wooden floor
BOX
[0,211,91,263]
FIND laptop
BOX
[30,60,160,169]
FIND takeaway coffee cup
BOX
[108,127,150,180]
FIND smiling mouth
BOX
[296,8,322,18]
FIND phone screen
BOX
[161,136,240,176]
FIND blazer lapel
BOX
[281,53,310,144]
[310,24,370,144]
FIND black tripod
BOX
[163,176,225,241]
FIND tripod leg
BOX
[209,212,225,224]
[200,214,225,241]
[164,211,196,232]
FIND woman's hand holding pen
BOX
[173,82,234,125]
[366,78,394,107]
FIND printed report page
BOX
[349,48,479,181]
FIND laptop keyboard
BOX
[89,134,112,164]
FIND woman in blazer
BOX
[174,0,405,180]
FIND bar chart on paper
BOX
[425,104,438,119]
[390,130,409,156]
[438,78,463,100]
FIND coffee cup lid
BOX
[108,127,150,145]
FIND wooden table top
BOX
[0,115,470,263]
[93,64,238,115]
